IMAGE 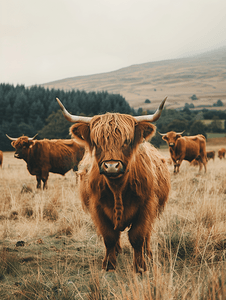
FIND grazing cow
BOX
[207,150,215,161]
[218,148,226,160]
[160,131,207,173]
[56,97,170,274]
[6,134,85,189]
[0,150,3,168]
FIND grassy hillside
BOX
[41,47,226,111]
[0,143,225,299]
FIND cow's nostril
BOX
[99,161,125,176]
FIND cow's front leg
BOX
[175,158,183,173]
[145,233,152,259]
[41,170,49,189]
[173,163,180,173]
[36,176,41,189]
[42,179,48,189]
[102,230,120,271]
[115,239,122,255]
[171,158,178,174]
[129,225,147,274]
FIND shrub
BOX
[213,99,223,107]
[190,94,198,100]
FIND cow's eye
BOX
[122,140,131,149]
[122,140,129,147]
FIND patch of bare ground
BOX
[0,151,225,299]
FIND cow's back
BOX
[179,135,206,162]
[27,140,84,175]
[48,140,84,174]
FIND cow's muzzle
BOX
[99,160,125,177]
[14,153,22,159]
[169,143,175,148]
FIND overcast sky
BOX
[1,0,226,87]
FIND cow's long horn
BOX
[6,134,18,141]
[174,130,185,135]
[28,133,38,140]
[56,98,92,123]
[6,133,38,141]
[134,97,167,122]
[158,132,167,136]
[158,130,185,136]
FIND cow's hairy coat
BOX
[162,131,207,173]
[11,136,84,189]
[71,113,170,273]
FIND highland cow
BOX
[57,97,170,274]
[160,131,207,173]
[6,134,84,189]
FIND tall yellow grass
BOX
[0,150,225,299]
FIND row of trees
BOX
[1,83,226,151]
[0,84,133,150]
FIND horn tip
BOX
[56,98,64,111]
[159,97,167,110]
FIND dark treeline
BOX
[1,83,226,151]
[0,83,133,150]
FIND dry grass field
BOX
[0,143,226,299]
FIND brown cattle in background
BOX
[160,131,207,173]
[0,150,3,168]
[6,135,85,189]
[57,97,170,274]
[218,148,226,160]
[191,150,215,167]
[190,158,199,167]
[207,150,215,161]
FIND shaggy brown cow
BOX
[207,150,215,161]
[6,134,85,189]
[218,148,226,159]
[0,150,3,168]
[160,131,207,173]
[57,97,170,274]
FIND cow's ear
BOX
[70,123,91,147]
[162,135,168,141]
[11,141,16,148]
[175,134,182,140]
[134,122,156,145]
